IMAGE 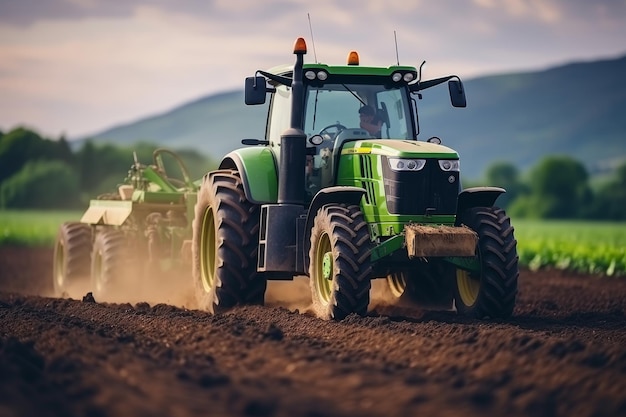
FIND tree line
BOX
[476,158,626,220]
[1,127,624,219]
[0,127,216,210]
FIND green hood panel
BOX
[341,139,459,159]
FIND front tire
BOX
[192,170,265,313]
[53,222,93,296]
[453,207,519,318]
[309,204,372,320]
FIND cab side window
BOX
[267,85,292,147]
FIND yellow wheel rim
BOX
[314,232,333,304]
[200,207,216,292]
[92,249,103,293]
[387,273,406,298]
[53,240,66,289]
[456,269,480,306]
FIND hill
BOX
[77,90,268,157]
[418,54,626,178]
[81,55,626,179]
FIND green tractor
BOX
[53,37,518,319]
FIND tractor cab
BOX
[261,62,419,139]
[244,45,465,201]
[301,79,416,194]
[249,55,422,198]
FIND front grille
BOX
[382,157,459,215]
[359,155,376,206]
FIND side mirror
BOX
[245,76,267,105]
[448,80,467,108]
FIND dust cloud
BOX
[369,278,428,319]
[56,266,197,309]
[57,268,423,319]
[266,276,427,319]
[265,276,313,313]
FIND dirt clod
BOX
[82,292,96,303]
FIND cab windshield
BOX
[303,83,415,140]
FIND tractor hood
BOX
[340,139,459,159]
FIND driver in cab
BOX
[358,105,382,138]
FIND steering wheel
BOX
[318,123,347,140]
[153,148,196,191]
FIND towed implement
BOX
[53,38,518,320]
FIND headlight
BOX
[392,71,416,83]
[388,158,426,171]
[305,70,328,81]
[438,160,460,171]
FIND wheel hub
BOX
[200,207,216,292]
[322,252,333,280]
[456,269,480,306]
[54,241,65,288]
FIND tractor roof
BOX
[265,63,420,88]
[267,63,418,78]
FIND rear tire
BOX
[192,170,265,313]
[453,207,518,318]
[91,229,136,302]
[309,204,372,320]
[52,222,92,296]
[385,263,453,309]
[385,271,407,299]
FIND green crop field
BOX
[0,210,83,247]
[514,219,626,277]
[1,210,625,277]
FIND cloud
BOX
[0,0,130,25]
[0,0,299,26]
[0,0,625,137]
[486,0,562,23]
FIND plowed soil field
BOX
[1,246,625,417]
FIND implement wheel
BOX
[192,170,265,313]
[53,222,92,296]
[309,204,372,320]
[454,207,519,318]
[91,228,136,302]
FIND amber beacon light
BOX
[293,37,307,54]
[347,50,359,65]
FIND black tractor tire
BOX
[90,228,137,302]
[192,170,265,313]
[453,206,519,319]
[309,204,373,320]
[52,222,93,296]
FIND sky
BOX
[1,0,625,139]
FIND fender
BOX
[455,186,506,224]
[218,147,278,204]
[302,186,366,271]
